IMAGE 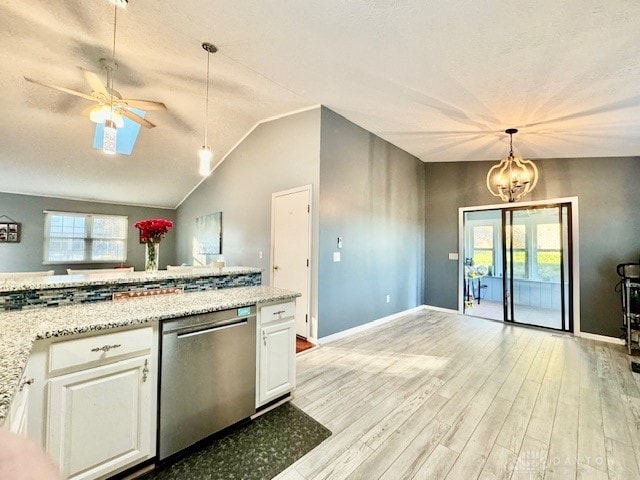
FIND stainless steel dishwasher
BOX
[158,305,256,461]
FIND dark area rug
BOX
[142,403,331,480]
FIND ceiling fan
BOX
[24,0,166,147]
[24,60,166,129]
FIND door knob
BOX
[273,265,279,270]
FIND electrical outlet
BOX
[386,294,390,303]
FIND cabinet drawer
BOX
[49,327,153,374]
[260,301,295,324]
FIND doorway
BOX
[462,202,573,332]
[271,185,312,339]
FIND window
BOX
[472,225,494,267]
[44,212,128,263]
[536,223,561,281]
[506,224,527,278]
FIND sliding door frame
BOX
[458,196,580,335]
[502,203,573,332]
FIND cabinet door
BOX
[7,377,31,436]
[47,355,152,480]
[259,320,295,406]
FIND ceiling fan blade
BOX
[24,77,97,102]
[119,99,167,110]
[79,67,108,96]
[119,108,156,129]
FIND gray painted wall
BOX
[176,108,321,325]
[0,192,176,274]
[318,108,426,338]
[424,157,640,337]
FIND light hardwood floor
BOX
[275,309,640,480]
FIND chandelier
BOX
[486,128,538,202]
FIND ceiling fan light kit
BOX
[486,128,539,203]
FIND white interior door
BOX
[271,186,311,338]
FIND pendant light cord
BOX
[204,51,210,147]
[109,4,117,116]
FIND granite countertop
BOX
[0,285,300,426]
[0,266,261,293]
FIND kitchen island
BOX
[0,284,299,426]
[0,280,300,479]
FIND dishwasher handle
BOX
[175,317,250,339]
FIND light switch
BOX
[333,252,341,262]
[337,236,343,249]
[448,253,459,260]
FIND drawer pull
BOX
[142,359,149,382]
[273,310,286,315]
[91,343,122,353]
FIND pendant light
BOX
[199,42,217,176]
[486,128,538,202]
[102,1,124,155]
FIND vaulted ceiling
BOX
[1,1,638,208]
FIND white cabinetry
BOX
[257,300,296,407]
[47,355,152,479]
[21,325,158,480]
[6,364,35,436]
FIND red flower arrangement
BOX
[135,218,174,244]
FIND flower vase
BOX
[145,241,160,273]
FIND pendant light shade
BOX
[198,146,212,176]
[103,119,117,155]
[486,129,538,202]
[198,42,217,177]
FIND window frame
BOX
[43,211,128,264]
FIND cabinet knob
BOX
[91,343,122,353]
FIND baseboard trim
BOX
[576,331,625,345]
[422,304,460,314]
[318,306,426,345]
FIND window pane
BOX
[473,226,493,249]
[537,224,560,250]
[47,238,85,262]
[92,216,127,239]
[50,214,86,238]
[91,240,126,261]
[473,250,493,267]
[537,251,561,281]
[506,224,526,249]
[512,250,527,278]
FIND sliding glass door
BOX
[503,204,572,331]
[463,203,573,332]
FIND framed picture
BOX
[193,212,222,265]
[0,222,20,243]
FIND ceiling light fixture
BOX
[199,42,217,176]
[102,2,120,155]
[486,128,538,202]
[89,105,124,127]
